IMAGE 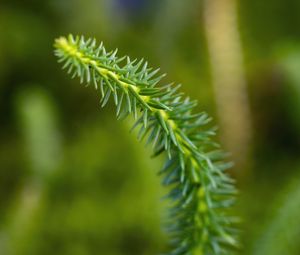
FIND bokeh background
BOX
[1,0,300,254]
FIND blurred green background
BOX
[1,0,300,254]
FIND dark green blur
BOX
[0,0,300,254]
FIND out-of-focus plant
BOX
[276,45,300,134]
[1,87,62,255]
[15,119,164,255]
[54,35,238,255]
[253,174,300,255]
[203,0,252,174]
[16,87,62,176]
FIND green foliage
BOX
[54,34,238,255]
[13,120,165,255]
[16,87,62,176]
[3,88,62,255]
[253,176,300,255]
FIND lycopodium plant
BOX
[54,35,238,255]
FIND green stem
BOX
[54,35,238,255]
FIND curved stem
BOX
[54,35,238,255]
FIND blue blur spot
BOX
[116,0,147,12]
